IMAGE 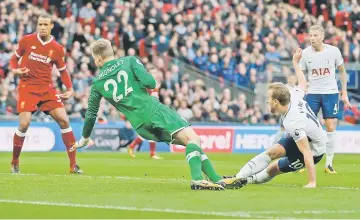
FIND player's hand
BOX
[341,92,352,109]
[292,48,302,63]
[69,137,93,152]
[303,182,316,188]
[12,67,30,76]
[59,89,74,101]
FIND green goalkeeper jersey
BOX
[82,56,160,138]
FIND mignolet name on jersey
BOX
[281,87,327,157]
[299,44,343,94]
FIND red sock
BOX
[149,142,156,156]
[129,136,143,149]
[12,130,26,165]
[61,127,76,167]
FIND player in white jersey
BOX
[298,25,351,174]
[272,75,298,145]
[233,49,326,188]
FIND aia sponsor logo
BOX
[171,127,234,153]
[312,68,330,76]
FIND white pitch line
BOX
[320,186,360,190]
[0,173,187,182]
[0,199,356,218]
[269,184,360,191]
[0,173,359,191]
[249,210,356,214]
[0,199,263,218]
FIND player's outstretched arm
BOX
[131,56,157,89]
[83,86,102,138]
[295,136,317,188]
[69,85,102,152]
[292,48,307,92]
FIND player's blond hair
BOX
[38,12,52,23]
[90,38,114,58]
[268,82,291,106]
[309,25,325,35]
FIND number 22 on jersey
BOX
[104,70,133,102]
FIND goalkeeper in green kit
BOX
[69,39,246,190]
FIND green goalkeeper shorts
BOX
[135,104,191,143]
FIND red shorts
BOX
[17,84,64,113]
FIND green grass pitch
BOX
[0,152,359,219]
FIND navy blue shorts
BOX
[305,94,339,119]
[277,137,324,173]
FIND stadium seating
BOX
[0,0,359,124]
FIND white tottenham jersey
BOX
[285,84,296,91]
[281,87,327,156]
[299,44,343,94]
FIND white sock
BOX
[61,127,73,133]
[248,169,273,184]
[15,129,27,137]
[325,131,337,167]
[236,152,272,178]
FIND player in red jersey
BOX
[127,68,163,159]
[8,13,82,174]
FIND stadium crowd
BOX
[0,0,359,124]
[288,0,360,33]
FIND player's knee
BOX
[266,144,286,160]
[265,151,277,160]
[325,119,336,132]
[57,118,70,129]
[184,127,201,145]
[188,134,201,146]
[325,124,336,132]
[19,119,30,131]
[266,162,281,177]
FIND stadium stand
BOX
[0,0,359,124]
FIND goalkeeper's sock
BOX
[129,136,143,149]
[12,130,26,165]
[149,142,156,157]
[236,152,271,178]
[61,127,76,167]
[201,154,222,182]
[185,143,204,181]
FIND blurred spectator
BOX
[0,0,358,125]
[79,2,96,22]
[207,54,221,77]
[235,63,249,88]
[190,106,204,122]
[177,100,193,121]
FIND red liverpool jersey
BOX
[15,33,66,87]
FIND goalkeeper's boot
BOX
[190,180,224,191]
[11,164,20,174]
[150,154,163,160]
[216,177,247,189]
[128,147,136,158]
[70,165,83,174]
[324,165,337,174]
